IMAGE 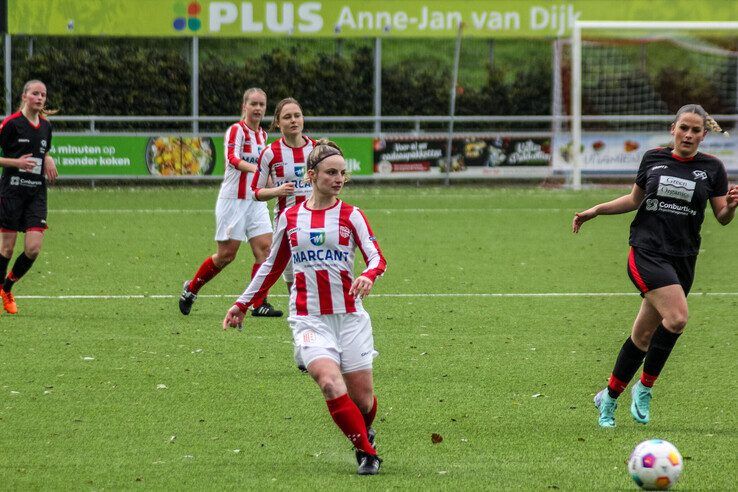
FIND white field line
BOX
[14,292,738,300]
[53,208,567,214]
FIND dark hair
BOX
[673,104,725,134]
[307,138,343,171]
[268,97,302,133]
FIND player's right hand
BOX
[277,182,296,196]
[572,209,596,233]
[223,305,245,331]
[16,154,36,171]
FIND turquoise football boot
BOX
[630,380,652,424]
[594,388,617,428]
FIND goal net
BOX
[559,21,738,188]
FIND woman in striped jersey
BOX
[179,88,281,317]
[224,140,387,475]
[252,97,315,294]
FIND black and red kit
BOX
[0,112,52,231]
[627,147,728,294]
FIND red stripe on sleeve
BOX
[316,270,334,314]
[226,126,240,167]
[295,272,308,315]
[340,270,356,313]
[628,247,649,294]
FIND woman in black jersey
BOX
[0,79,58,315]
[572,104,738,428]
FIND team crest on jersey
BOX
[294,166,305,178]
[310,231,326,246]
[339,225,351,238]
[692,170,707,180]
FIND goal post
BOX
[569,21,738,189]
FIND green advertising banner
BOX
[51,135,373,176]
[10,1,738,38]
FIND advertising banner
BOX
[373,136,551,177]
[553,133,738,173]
[10,1,738,38]
[51,135,373,176]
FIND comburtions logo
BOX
[173,2,202,32]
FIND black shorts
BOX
[627,246,696,296]
[0,187,48,232]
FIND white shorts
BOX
[289,311,378,373]
[282,260,294,283]
[214,198,272,242]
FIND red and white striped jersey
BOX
[219,121,267,200]
[252,136,315,215]
[235,200,387,316]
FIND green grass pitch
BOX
[1,186,736,489]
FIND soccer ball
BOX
[628,439,683,490]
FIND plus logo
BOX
[173,2,202,32]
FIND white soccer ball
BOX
[628,439,683,490]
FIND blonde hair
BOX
[240,87,266,119]
[304,138,350,184]
[17,79,59,116]
[268,97,302,133]
[674,104,729,137]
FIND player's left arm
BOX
[44,154,58,183]
[348,208,387,299]
[710,184,738,225]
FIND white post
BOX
[444,22,463,186]
[374,37,381,135]
[571,22,582,190]
[4,34,11,116]
[191,36,199,134]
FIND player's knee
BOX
[24,247,41,259]
[214,253,235,267]
[316,374,345,399]
[664,311,688,333]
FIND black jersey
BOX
[0,111,52,192]
[629,147,728,257]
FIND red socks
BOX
[189,256,221,294]
[640,372,658,388]
[326,394,376,455]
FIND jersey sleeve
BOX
[224,124,244,168]
[252,146,273,199]
[350,208,387,283]
[710,159,729,198]
[234,211,292,312]
[0,118,13,155]
[635,150,655,189]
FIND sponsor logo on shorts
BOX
[692,170,707,180]
[657,175,695,202]
[310,231,325,246]
[339,225,351,238]
[361,351,371,357]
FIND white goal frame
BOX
[570,20,738,189]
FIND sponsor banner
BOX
[51,135,373,176]
[373,136,551,176]
[553,133,738,173]
[10,1,738,38]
